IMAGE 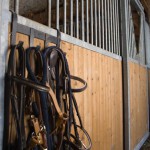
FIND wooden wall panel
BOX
[16,33,29,49]
[33,38,44,49]
[14,33,123,150]
[61,42,123,150]
[129,61,149,150]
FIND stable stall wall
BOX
[129,61,149,150]
[0,0,150,149]
[12,32,124,150]
[5,12,150,150]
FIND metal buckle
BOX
[30,115,47,149]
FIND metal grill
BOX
[128,4,137,59]
[13,0,121,55]
[126,1,145,63]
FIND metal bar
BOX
[108,0,111,51]
[114,0,118,54]
[102,0,104,49]
[128,18,132,57]
[70,0,73,36]
[126,0,130,48]
[110,0,113,53]
[113,0,117,54]
[73,22,76,37]
[94,0,97,46]
[81,0,85,41]
[67,24,70,34]
[129,6,132,57]
[15,0,19,14]
[131,0,144,14]
[98,0,101,47]
[134,132,149,150]
[133,33,136,58]
[144,20,150,66]
[127,6,130,54]
[131,17,134,58]
[56,0,59,29]
[64,0,66,33]
[127,3,130,55]
[48,0,51,27]
[86,0,89,42]
[131,15,136,58]
[0,0,10,146]
[104,0,107,50]
[90,0,93,44]
[120,0,131,148]
[17,14,122,60]
[116,0,120,55]
[141,15,146,64]
[112,0,116,53]
[139,14,144,61]
[79,21,80,39]
[131,28,134,58]
[76,0,79,38]
[130,6,134,57]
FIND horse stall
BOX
[0,0,150,150]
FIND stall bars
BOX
[13,0,121,55]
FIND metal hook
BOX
[35,46,41,52]
[17,41,24,48]
[56,29,61,47]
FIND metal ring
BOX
[63,125,92,150]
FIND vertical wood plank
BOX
[96,52,100,147]
[99,53,103,150]
[110,57,113,149]
[91,51,96,149]
[118,60,123,149]
[101,55,105,150]
[87,49,93,141]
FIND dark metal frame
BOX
[11,13,60,47]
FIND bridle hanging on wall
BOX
[3,13,92,150]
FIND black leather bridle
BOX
[4,32,92,150]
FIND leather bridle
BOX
[4,34,92,150]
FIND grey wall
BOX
[0,0,9,149]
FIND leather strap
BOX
[70,75,87,93]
